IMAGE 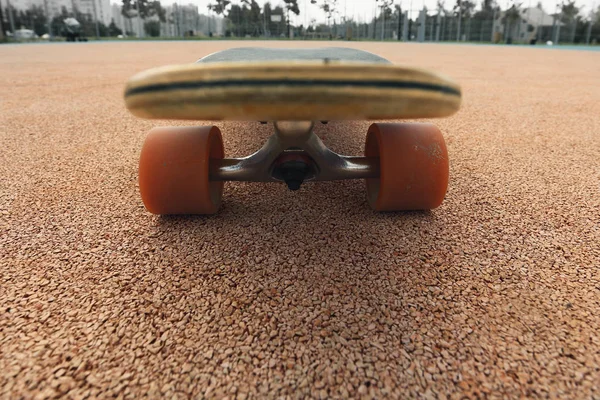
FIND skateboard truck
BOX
[272,154,315,191]
[210,121,379,190]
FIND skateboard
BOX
[124,47,461,215]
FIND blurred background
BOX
[1,0,598,45]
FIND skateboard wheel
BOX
[365,123,449,211]
[139,126,224,215]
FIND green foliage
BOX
[77,13,95,37]
[122,0,165,22]
[144,20,160,36]
[559,1,579,23]
[6,5,47,35]
[50,6,70,36]
[372,0,394,22]
[97,22,108,36]
[501,3,521,40]
[319,0,337,24]
[283,0,299,36]
[475,0,498,19]
[223,1,290,37]
[108,20,123,36]
[284,0,300,16]
[263,3,288,36]
[226,0,264,37]
[454,0,477,18]
[208,0,231,16]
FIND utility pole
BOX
[180,4,185,38]
[6,0,16,34]
[174,4,179,36]
[136,0,143,37]
[0,5,4,40]
[417,7,425,41]
[344,0,347,40]
[440,10,446,42]
[397,5,402,40]
[585,2,594,44]
[381,4,385,40]
[373,1,377,39]
[553,2,562,43]
[430,10,435,39]
[92,0,100,38]
[456,0,461,40]
[43,0,52,38]
[436,6,441,41]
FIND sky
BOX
[110,0,598,25]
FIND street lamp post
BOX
[376,0,392,40]
[6,0,16,34]
[457,0,462,41]
[136,0,143,38]
[585,2,595,44]
[382,3,385,40]
[92,0,100,38]
[43,0,52,38]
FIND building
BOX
[493,6,562,43]
[161,3,224,37]
[1,0,110,24]
[112,2,142,35]
[77,0,111,25]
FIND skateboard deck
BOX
[124,47,461,122]
[125,47,462,215]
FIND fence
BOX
[307,9,599,46]
[2,2,598,45]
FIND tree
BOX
[122,0,165,21]
[471,0,499,41]
[475,0,496,18]
[374,0,393,40]
[226,0,262,37]
[261,2,287,36]
[318,0,337,36]
[283,0,300,37]
[320,0,338,26]
[207,0,230,35]
[453,0,476,40]
[121,0,165,35]
[11,5,48,35]
[394,4,402,40]
[559,1,579,23]
[557,1,580,42]
[208,0,231,17]
[377,0,394,21]
[108,19,123,36]
[121,0,165,37]
[0,1,5,39]
[502,3,522,42]
[243,0,262,35]
[97,22,109,36]
[50,6,70,37]
[227,3,243,36]
[144,20,160,36]
[75,12,95,37]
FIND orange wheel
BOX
[365,123,449,211]
[139,126,224,215]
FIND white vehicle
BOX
[14,29,38,40]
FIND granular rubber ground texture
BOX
[1,42,599,399]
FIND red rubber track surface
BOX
[1,41,599,398]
